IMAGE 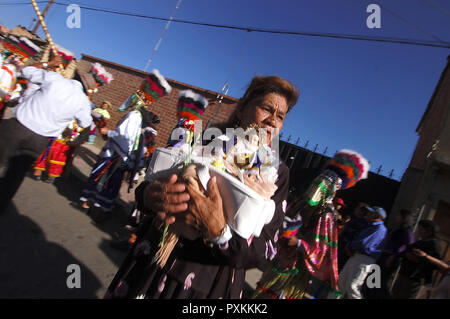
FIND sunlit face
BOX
[237,93,288,142]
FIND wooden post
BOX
[32,0,54,34]
[30,0,63,70]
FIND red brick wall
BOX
[78,55,238,148]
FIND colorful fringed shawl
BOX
[254,206,341,299]
[300,210,340,297]
[1,35,41,61]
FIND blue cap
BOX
[366,206,387,220]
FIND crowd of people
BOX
[331,202,448,299]
[0,51,448,300]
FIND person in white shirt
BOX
[0,55,93,212]
[78,70,170,222]
[78,107,147,220]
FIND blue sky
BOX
[1,0,449,180]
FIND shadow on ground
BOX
[0,203,102,298]
[53,166,132,269]
[74,146,99,168]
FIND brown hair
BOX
[239,75,299,110]
[221,75,299,129]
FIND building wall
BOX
[387,167,424,228]
[77,54,239,149]
[409,57,450,170]
[432,82,450,169]
[389,56,450,245]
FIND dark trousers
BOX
[0,119,49,212]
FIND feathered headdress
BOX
[304,149,370,207]
[51,44,75,68]
[176,90,209,121]
[89,62,114,87]
[118,69,172,112]
[140,69,172,103]
[166,90,209,147]
[324,149,370,189]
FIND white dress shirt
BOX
[15,66,92,137]
[102,110,142,161]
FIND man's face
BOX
[365,211,380,222]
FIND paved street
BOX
[0,149,132,298]
[0,116,262,298]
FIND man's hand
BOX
[100,127,109,135]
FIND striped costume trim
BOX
[314,234,338,248]
[48,160,67,166]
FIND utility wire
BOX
[420,0,450,18]
[1,1,450,49]
[348,0,448,44]
[376,2,447,44]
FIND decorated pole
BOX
[32,0,55,34]
[30,0,63,71]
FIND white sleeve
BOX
[20,66,62,85]
[209,224,233,245]
[75,97,94,129]
[20,66,46,84]
[110,111,142,154]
